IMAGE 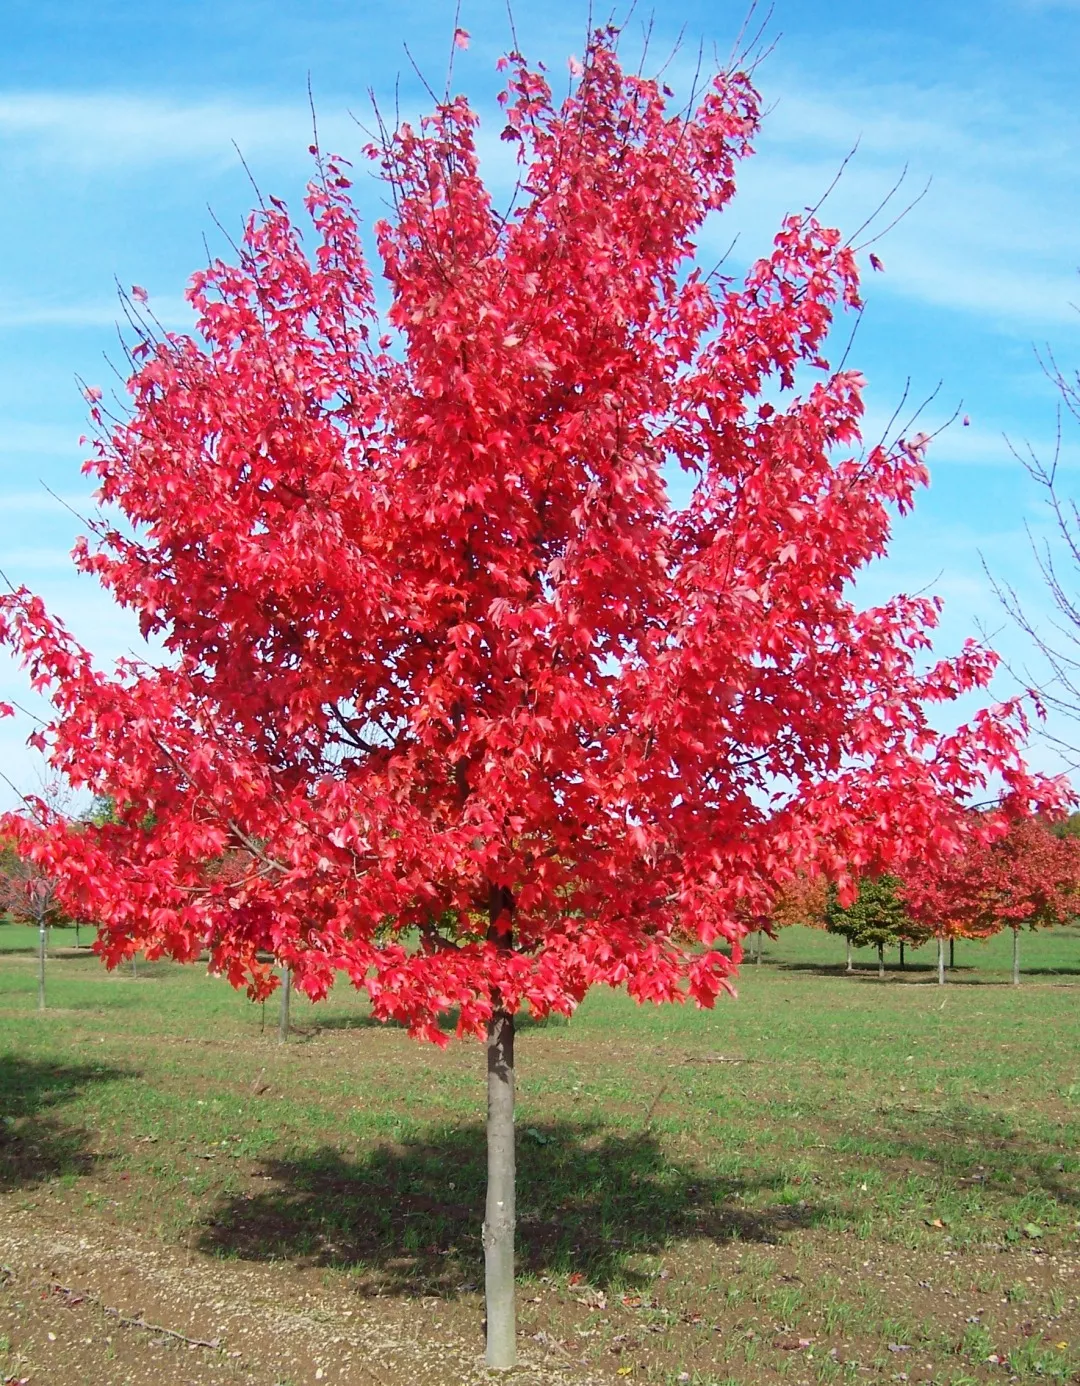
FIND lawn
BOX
[0,923,1077,1385]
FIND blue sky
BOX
[2,0,1080,804]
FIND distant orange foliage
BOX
[771,875,828,930]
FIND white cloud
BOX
[879,415,1080,471]
[0,546,83,572]
[0,294,194,331]
[0,91,358,171]
[706,63,1080,334]
[4,68,1072,337]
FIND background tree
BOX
[1051,809,1080,842]
[0,775,76,1001]
[0,838,63,1010]
[0,29,1060,1368]
[903,810,1080,985]
[901,838,999,984]
[895,910,933,973]
[993,349,1080,762]
[825,875,914,978]
[757,875,829,963]
[278,964,292,1044]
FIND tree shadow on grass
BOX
[299,1009,571,1039]
[833,1102,1080,1215]
[839,971,1080,987]
[198,1121,820,1295]
[0,1054,130,1192]
[1009,965,1080,978]
[773,959,1080,983]
[0,942,100,961]
[770,960,929,979]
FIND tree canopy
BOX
[0,30,1060,1042]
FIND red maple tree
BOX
[0,31,1061,1365]
[903,810,1080,984]
[0,837,62,1010]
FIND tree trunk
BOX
[949,936,955,969]
[755,930,762,964]
[899,940,905,969]
[877,942,884,978]
[74,920,81,948]
[1012,928,1020,987]
[484,883,517,1369]
[37,923,46,1011]
[485,1007,516,1368]
[937,935,945,986]
[278,965,292,1043]
[846,937,853,973]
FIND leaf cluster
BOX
[824,874,922,949]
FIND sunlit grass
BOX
[1,923,1078,1382]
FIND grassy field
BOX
[0,922,89,952]
[0,923,1078,1385]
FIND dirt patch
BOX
[0,1205,610,1385]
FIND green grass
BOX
[0,921,91,951]
[1,924,1078,1383]
[751,917,1080,978]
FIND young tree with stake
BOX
[899,856,997,985]
[0,838,63,1010]
[0,31,1062,1368]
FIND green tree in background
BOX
[825,875,918,978]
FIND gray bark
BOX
[37,923,46,1011]
[877,942,884,978]
[278,965,292,1042]
[484,1008,516,1369]
[1012,928,1021,987]
[846,937,853,973]
[937,935,945,986]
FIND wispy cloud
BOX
[711,64,1080,333]
[6,67,1074,336]
[892,416,1080,471]
[0,294,194,331]
[0,91,358,171]
[0,545,83,572]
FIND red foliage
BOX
[903,811,1080,939]
[0,33,1062,1041]
[0,839,60,928]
